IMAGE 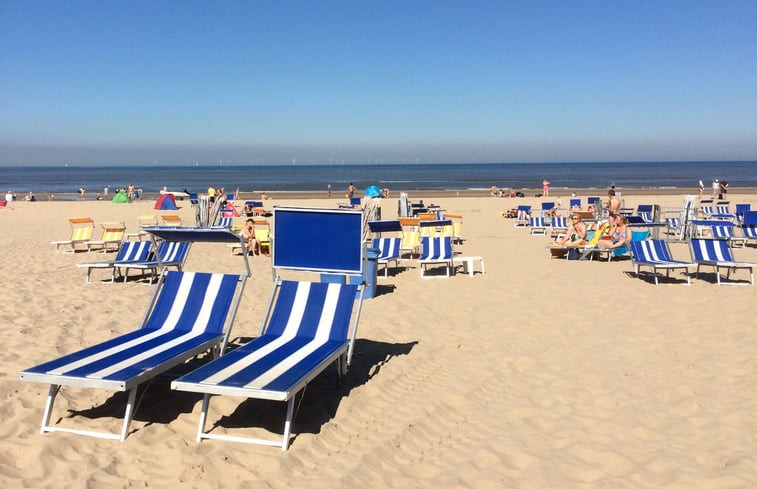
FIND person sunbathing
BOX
[559,214,587,245]
[597,214,630,250]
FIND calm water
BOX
[2,161,757,196]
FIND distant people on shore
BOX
[5,190,13,203]
[78,187,86,199]
[347,182,356,199]
[127,183,135,202]
[698,179,704,198]
[23,192,36,202]
[719,180,728,199]
[711,179,720,199]
[327,183,332,198]
[207,185,216,202]
[542,179,550,197]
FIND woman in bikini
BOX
[598,214,630,250]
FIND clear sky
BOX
[1,0,756,166]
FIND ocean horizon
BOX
[3,161,757,197]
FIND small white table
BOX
[453,256,485,277]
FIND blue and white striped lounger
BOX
[19,271,244,441]
[114,240,190,284]
[630,239,696,285]
[419,236,453,278]
[76,240,152,283]
[690,239,754,285]
[172,279,363,450]
[373,237,401,277]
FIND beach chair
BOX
[125,214,159,241]
[735,204,751,223]
[398,227,420,260]
[77,241,152,283]
[513,205,531,227]
[637,205,654,223]
[86,221,126,253]
[373,237,401,277]
[161,214,183,226]
[541,202,555,217]
[710,224,747,248]
[630,239,696,285]
[51,217,95,253]
[171,206,365,450]
[216,217,233,228]
[419,236,453,278]
[114,240,191,284]
[20,227,249,441]
[665,217,680,237]
[690,239,754,285]
[189,192,199,206]
[569,198,581,210]
[550,216,569,241]
[529,217,547,236]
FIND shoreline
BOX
[21,186,757,202]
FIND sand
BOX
[1,192,756,488]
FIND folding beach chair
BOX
[735,204,751,223]
[20,227,249,441]
[114,239,191,284]
[419,236,454,278]
[51,217,95,253]
[569,198,582,209]
[160,214,183,226]
[76,240,152,283]
[710,224,747,248]
[171,207,366,450]
[86,221,126,253]
[690,238,754,285]
[125,214,159,241]
[373,237,402,277]
[513,205,531,227]
[529,217,547,236]
[550,216,569,241]
[630,239,696,285]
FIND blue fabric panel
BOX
[261,341,345,392]
[368,220,403,233]
[273,208,363,273]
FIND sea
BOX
[2,161,757,199]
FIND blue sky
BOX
[1,0,756,165]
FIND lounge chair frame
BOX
[21,228,250,441]
[630,239,696,285]
[690,238,754,285]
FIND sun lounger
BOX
[171,206,365,450]
[86,221,126,253]
[51,217,95,253]
[630,239,696,285]
[690,238,754,285]
[114,238,191,284]
[76,241,152,283]
[419,236,453,277]
[20,227,249,441]
[374,237,402,277]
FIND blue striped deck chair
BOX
[710,224,747,248]
[373,237,401,277]
[114,239,191,284]
[630,239,696,285]
[541,202,555,217]
[741,213,757,245]
[529,217,547,235]
[713,204,736,221]
[665,217,680,236]
[419,236,453,278]
[76,240,152,284]
[20,227,249,441]
[216,217,233,228]
[171,207,365,450]
[550,216,569,240]
[636,205,654,223]
[690,239,754,285]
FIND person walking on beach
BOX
[711,179,719,199]
[347,182,356,199]
[207,185,216,203]
[327,183,332,198]
[698,180,704,198]
[542,179,550,197]
[719,180,728,199]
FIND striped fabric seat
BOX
[373,237,402,277]
[114,241,190,284]
[742,224,757,241]
[76,240,152,283]
[20,271,241,440]
[710,225,747,247]
[216,217,233,227]
[398,228,420,258]
[419,236,453,278]
[513,206,531,227]
[630,239,696,285]
[86,221,126,252]
[690,239,754,285]
[51,217,95,253]
[172,280,359,449]
[529,217,547,235]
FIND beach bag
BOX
[567,248,582,260]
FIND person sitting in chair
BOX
[241,219,261,256]
[559,213,588,245]
[597,214,630,250]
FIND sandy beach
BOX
[2,191,756,488]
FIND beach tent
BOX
[154,193,178,210]
[222,201,240,217]
[112,192,129,204]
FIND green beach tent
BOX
[112,192,129,204]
